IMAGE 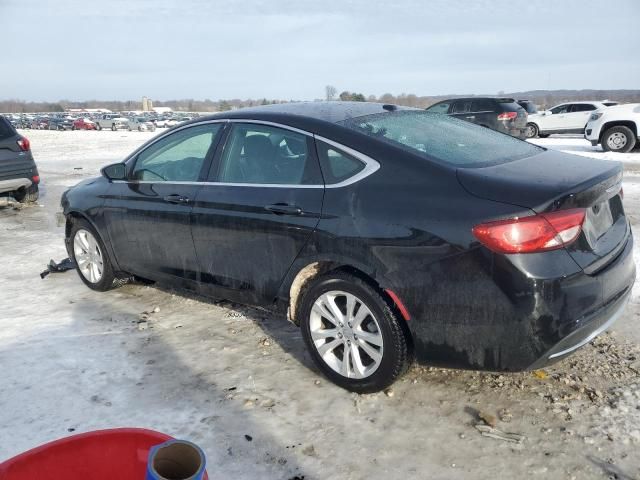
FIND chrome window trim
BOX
[117,118,380,189]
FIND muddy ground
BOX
[1,130,639,479]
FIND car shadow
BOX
[146,281,318,374]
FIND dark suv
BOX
[426,97,528,138]
[0,115,40,202]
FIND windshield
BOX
[338,110,543,168]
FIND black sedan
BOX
[61,102,635,393]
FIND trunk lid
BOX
[458,149,627,271]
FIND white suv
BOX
[585,103,640,153]
[525,101,617,138]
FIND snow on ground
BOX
[1,130,640,479]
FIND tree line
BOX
[2,88,640,113]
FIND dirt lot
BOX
[1,130,639,479]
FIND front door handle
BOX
[265,203,303,215]
[163,194,191,204]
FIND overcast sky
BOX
[2,0,639,101]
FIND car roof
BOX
[196,101,416,125]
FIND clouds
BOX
[2,0,639,100]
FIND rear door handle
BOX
[265,203,303,215]
[163,194,191,204]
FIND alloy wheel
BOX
[309,290,384,379]
[73,229,104,283]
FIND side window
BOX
[471,99,494,112]
[426,102,451,114]
[217,124,322,185]
[550,104,570,114]
[571,104,596,112]
[316,141,365,185]
[452,101,470,114]
[131,123,221,182]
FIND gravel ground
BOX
[1,129,639,479]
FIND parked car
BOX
[127,117,156,132]
[525,101,614,138]
[585,103,640,153]
[425,97,527,138]
[153,117,169,128]
[517,100,538,115]
[49,117,74,131]
[95,114,130,131]
[30,117,49,130]
[0,115,40,202]
[72,117,97,130]
[61,102,634,393]
[164,118,181,127]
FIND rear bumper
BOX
[528,287,630,369]
[405,230,635,371]
[0,177,32,194]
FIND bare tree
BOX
[325,85,337,101]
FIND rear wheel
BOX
[14,184,39,203]
[299,272,410,393]
[525,123,538,139]
[69,218,121,291]
[602,126,636,153]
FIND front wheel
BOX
[525,123,538,139]
[69,218,121,291]
[602,126,636,153]
[299,272,410,393]
[96,123,102,131]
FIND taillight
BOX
[32,175,40,184]
[17,137,30,151]
[497,111,518,121]
[472,209,586,254]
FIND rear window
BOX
[338,110,544,168]
[519,102,538,114]
[0,116,16,140]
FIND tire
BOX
[538,133,550,138]
[601,126,636,153]
[111,124,117,131]
[68,218,121,292]
[14,184,39,203]
[96,123,102,131]
[72,126,76,131]
[525,123,538,139]
[299,272,410,393]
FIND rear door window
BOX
[216,123,322,185]
[470,99,494,112]
[451,101,470,114]
[571,104,597,112]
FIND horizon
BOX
[2,0,639,102]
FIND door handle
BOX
[163,194,191,204]
[265,203,303,215]
[465,116,475,119]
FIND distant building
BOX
[142,96,153,111]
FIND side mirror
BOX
[102,162,127,181]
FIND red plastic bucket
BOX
[0,428,208,480]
